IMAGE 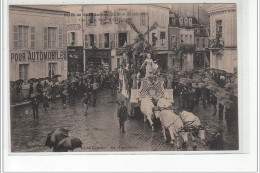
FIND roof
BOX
[9,5,69,13]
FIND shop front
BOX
[67,46,83,73]
[10,50,67,83]
[85,49,113,72]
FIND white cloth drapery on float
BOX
[121,75,129,98]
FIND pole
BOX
[82,6,86,72]
[193,4,194,17]
[198,5,200,23]
[147,6,150,44]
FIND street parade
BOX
[9,4,238,152]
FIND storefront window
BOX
[19,64,29,84]
[48,63,57,78]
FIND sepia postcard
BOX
[8,3,239,153]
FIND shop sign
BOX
[67,24,81,31]
[116,48,125,56]
[86,49,111,57]
[10,50,67,62]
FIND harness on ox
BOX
[180,112,201,130]
[156,109,186,136]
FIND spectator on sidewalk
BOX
[81,93,89,116]
[36,81,43,94]
[29,83,34,98]
[210,92,217,116]
[16,83,22,103]
[117,101,128,134]
[42,92,49,111]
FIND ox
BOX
[157,97,173,110]
[140,96,156,131]
[179,110,206,148]
[154,109,189,148]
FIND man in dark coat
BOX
[218,103,224,120]
[36,81,43,94]
[225,103,238,136]
[206,128,224,150]
[210,92,218,116]
[194,86,201,106]
[188,88,195,112]
[31,96,39,119]
[117,101,128,133]
[201,87,207,108]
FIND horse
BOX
[179,110,206,148]
[140,96,156,131]
[154,108,189,148]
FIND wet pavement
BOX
[10,89,238,152]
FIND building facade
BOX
[194,25,210,69]
[9,5,68,83]
[168,13,197,71]
[61,5,84,72]
[208,4,237,73]
[82,4,170,71]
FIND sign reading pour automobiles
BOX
[10,50,67,62]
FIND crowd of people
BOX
[11,70,119,119]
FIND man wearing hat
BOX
[117,100,128,133]
[31,94,39,119]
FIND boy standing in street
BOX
[117,101,128,133]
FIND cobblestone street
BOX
[11,89,238,152]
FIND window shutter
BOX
[100,12,103,25]
[68,33,71,46]
[109,33,114,48]
[93,14,96,25]
[84,35,88,48]
[114,33,118,48]
[58,27,63,48]
[30,27,35,48]
[13,25,18,49]
[98,34,102,48]
[43,27,48,49]
[86,15,89,26]
[94,34,97,47]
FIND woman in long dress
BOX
[140,53,156,77]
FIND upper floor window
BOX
[86,13,96,26]
[216,20,222,38]
[152,33,157,46]
[13,25,29,49]
[101,11,112,25]
[118,33,127,48]
[104,33,109,48]
[140,12,146,25]
[68,32,76,46]
[160,32,165,46]
[47,27,57,48]
[43,27,63,49]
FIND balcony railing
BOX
[209,37,224,48]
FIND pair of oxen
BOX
[140,97,207,149]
